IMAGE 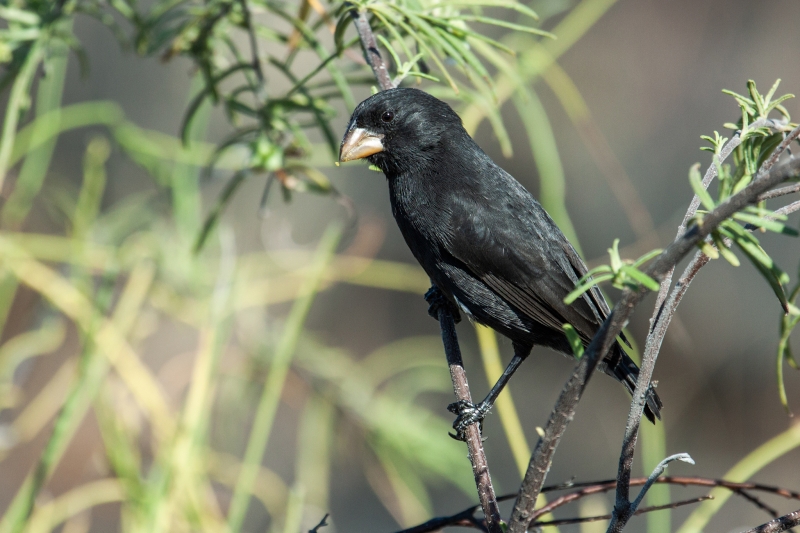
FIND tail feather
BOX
[602,347,663,423]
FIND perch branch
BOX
[348,11,500,532]
[437,300,503,533]
[350,7,394,91]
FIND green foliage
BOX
[94,0,554,250]
[564,239,662,305]
[777,269,800,413]
[692,80,798,314]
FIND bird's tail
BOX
[603,347,663,424]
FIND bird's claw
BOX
[447,400,488,441]
[424,286,461,323]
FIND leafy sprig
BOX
[692,80,798,313]
[564,240,661,305]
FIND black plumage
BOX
[339,87,662,427]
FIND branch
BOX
[437,300,503,533]
[393,475,800,533]
[350,7,395,91]
[758,183,800,202]
[507,154,800,533]
[742,508,800,533]
[608,454,695,533]
[309,513,330,533]
[608,122,800,533]
[533,496,712,527]
[347,9,500,531]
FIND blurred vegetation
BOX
[0,1,798,533]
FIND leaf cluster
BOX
[101,0,552,250]
[336,0,552,90]
[564,239,661,305]
[693,80,799,314]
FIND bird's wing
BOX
[442,179,609,344]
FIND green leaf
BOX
[430,0,541,21]
[562,324,584,358]
[452,15,554,38]
[607,239,622,272]
[180,63,256,144]
[334,10,352,51]
[712,233,740,267]
[689,162,715,209]
[194,169,251,253]
[698,240,719,260]
[564,273,613,305]
[733,212,799,236]
[619,265,660,291]
[632,248,663,268]
[720,222,791,312]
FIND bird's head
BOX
[339,88,466,175]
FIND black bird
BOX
[339,88,662,433]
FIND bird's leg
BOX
[449,343,532,437]
[424,286,462,323]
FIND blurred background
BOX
[1,0,799,532]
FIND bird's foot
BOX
[447,400,489,441]
[424,286,461,323]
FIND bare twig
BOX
[394,474,800,533]
[735,490,781,518]
[437,304,502,533]
[350,7,394,91]
[758,183,800,201]
[774,199,800,218]
[742,508,800,533]
[608,453,695,533]
[309,513,330,533]
[347,9,499,530]
[507,155,800,533]
[533,496,712,527]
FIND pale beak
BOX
[339,127,384,162]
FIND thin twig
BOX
[631,454,695,511]
[506,156,800,533]
[758,183,800,201]
[350,7,394,91]
[532,496,712,527]
[735,490,781,519]
[607,453,695,533]
[309,513,330,533]
[742,508,800,533]
[774,199,800,218]
[395,474,800,533]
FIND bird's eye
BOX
[381,111,395,123]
